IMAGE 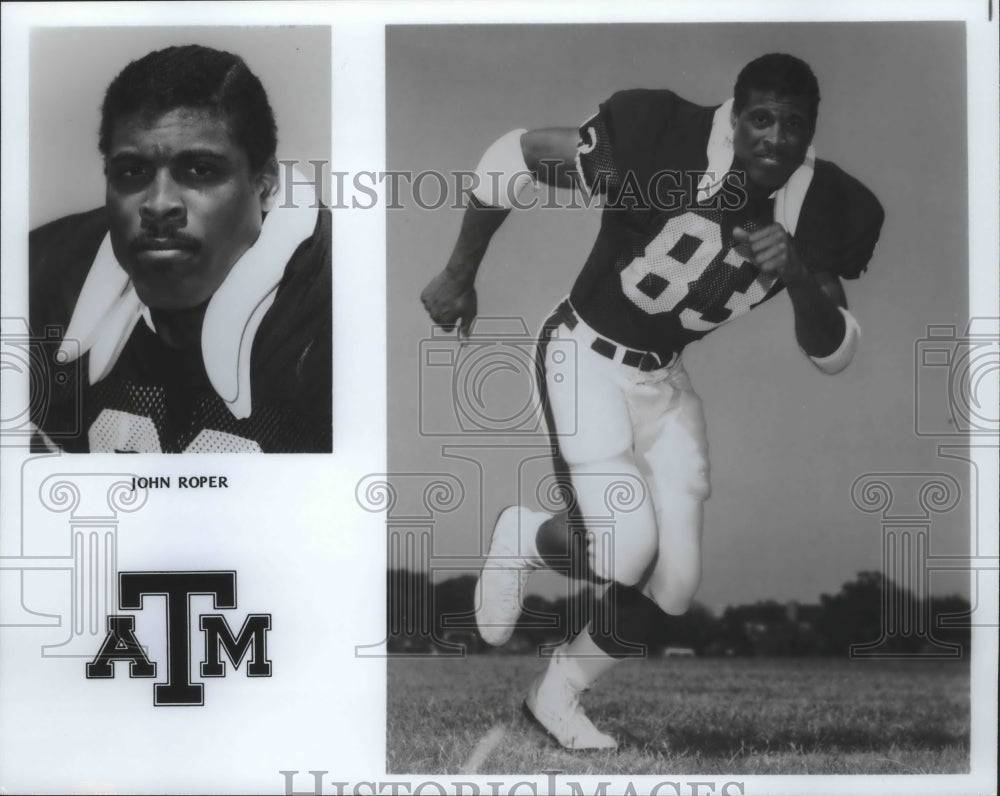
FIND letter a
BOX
[86,615,156,678]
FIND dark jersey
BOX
[571,89,884,361]
[29,207,332,453]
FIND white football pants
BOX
[539,303,710,615]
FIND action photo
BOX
[27,27,332,453]
[384,21,988,783]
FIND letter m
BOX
[567,783,612,796]
[200,614,272,677]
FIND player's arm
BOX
[420,128,580,335]
[734,224,859,374]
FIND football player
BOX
[421,53,883,749]
[30,45,331,453]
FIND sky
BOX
[385,22,976,612]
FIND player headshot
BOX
[29,41,331,453]
[421,52,884,749]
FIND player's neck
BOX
[150,302,208,351]
[742,176,779,204]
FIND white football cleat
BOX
[522,651,618,750]
[475,506,541,646]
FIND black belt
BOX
[551,301,673,372]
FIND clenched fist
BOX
[420,268,478,337]
[733,223,806,283]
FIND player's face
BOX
[105,108,276,311]
[731,91,815,191]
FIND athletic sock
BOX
[556,624,623,690]
[588,582,659,659]
[535,512,593,580]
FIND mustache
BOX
[129,232,201,253]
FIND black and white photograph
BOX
[0,3,996,795]
[385,20,996,784]
[1,13,379,795]
[27,26,332,453]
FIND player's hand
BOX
[420,268,478,338]
[733,224,806,283]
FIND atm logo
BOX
[86,571,271,706]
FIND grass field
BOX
[387,655,970,775]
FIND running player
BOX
[421,54,883,749]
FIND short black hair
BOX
[733,53,820,121]
[99,45,277,173]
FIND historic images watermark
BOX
[278,770,748,796]
[355,307,659,658]
[0,469,146,656]
[0,316,82,449]
[418,316,577,437]
[846,319,999,659]
[278,159,750,213]
[365,313,998,661]
[913,319,998,438]
[0,460,274,705]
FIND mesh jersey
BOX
[571,89,884,360]
[29,207,332,453]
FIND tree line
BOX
[386,569,971,658]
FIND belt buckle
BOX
[638,351,661,371]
